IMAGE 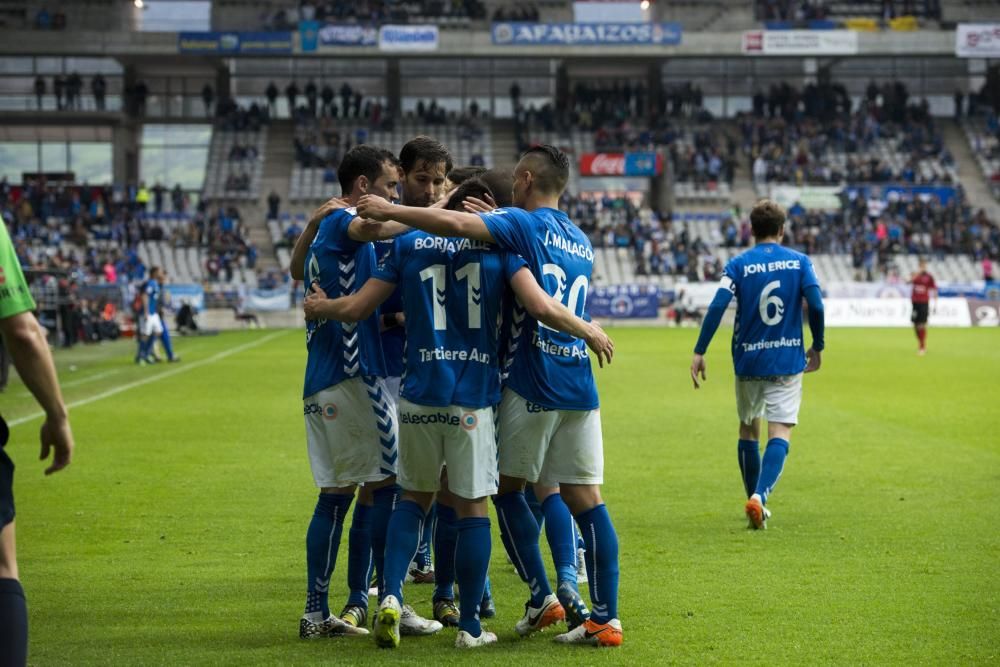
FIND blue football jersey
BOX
[480,207,598,411]
[723,243,820,377]
[144,279,160,315]
[303,207,386,399]
[373,230,525,409]
[373,239,406,378]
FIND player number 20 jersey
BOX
[480,207,599,411]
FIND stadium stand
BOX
[962,113,1000,201]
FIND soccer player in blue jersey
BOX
[690,199,825,529]
[136,267,177,364]
[289,145,438,640]
[357,145,624,647]
[304,185,612,650]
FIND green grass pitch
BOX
[3,327,998,665]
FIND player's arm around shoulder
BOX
[356,195,495,243]
[508,267,614,367]
[290,196,349,280]
[347,217,411,243]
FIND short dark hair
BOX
[750,199,786,238]
[446,165,487,185]
[338,145,397,194]
[445,178,493,212]
[519,144,569,195]
[399,135,453,175]
[480,169,514,208]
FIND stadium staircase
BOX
[490,118,521,170]
[946,119,1000,218]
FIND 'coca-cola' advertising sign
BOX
[579,152,662,177]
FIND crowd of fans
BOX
[564,188,999,284]
[2,179,255,292]
[262,0,491,30]
[755,0,941,21]
[32,73,108,111]
[743,80,955,187]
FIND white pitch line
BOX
[16,368,123,396]
[8,330,290,427]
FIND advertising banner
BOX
[966,299,1000,326]
[824,297,971,327]
[843,184,959,206]
[770,185,842,211]
[378,25,439,51]
[956,23,1000,58]
[742,30,858,55]
[317,23,377,47]
[165,283,205,312]
[178,31,292,54]
[580,152,662,176]
[299,20,320,52]
[245,288,291,312]
[492,22,681,46]
[590,285,660,318]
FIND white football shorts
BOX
[141,313,164,337]
[735,373,803,426]
[497,388,604,487]
[397,399,497,500]
[303,376,398,489]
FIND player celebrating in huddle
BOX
[908,258,936,356]
[690,200,825,529]
[290,145,438,640]
[357,145,624,647]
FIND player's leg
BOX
[376,488,434,649]
[533,483,590,628]
[158,321,178,362]
[408,503,434,582]
[524,484,545,533]
[445,405,498,648]
[431,474,460,626]
[737,379,770,529]
[494,390,563,635]
[341,484,375,630]
[359,377,399,601]
[546,409,622,648]
[738,418,762,498]
[747,374,801,528]
[0,431,27,667]
[0,522,27,667]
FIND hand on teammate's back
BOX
[356,195,392,221]
[584,322,614,368]
[303,282,328,321]
[690,353,707,389]
[39,415,73,475]
[804,348,821,373]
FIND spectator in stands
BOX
[91,74,106,111]
[320,82,334,117]
[66,72,81,111]
[258,83,275,117]
[35,6,51,29]
[267,191,281,219]
[152,183,165,214]
[33,76,45,110]
[171,184,185,213]
[53,74,65,110]
[202,84,214,118]
[305,80,318,117]
[285,81,299,116]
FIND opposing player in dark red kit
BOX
[908,258,937,356]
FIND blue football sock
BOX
[738,439,761,499]
[575,504,620,624]
[755,438,790,504]
[370,484,399,597]
[524,485,545,535]
[139,336,153,360]
[414,503,434,570]
[494,491,552,607]
[541,494,578,586]
[346,501,372,608]
[455,517,491,637]
[304,492,353,619]
[160,328,175,360]
[382,500,425,603]
[433,502,458,601]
